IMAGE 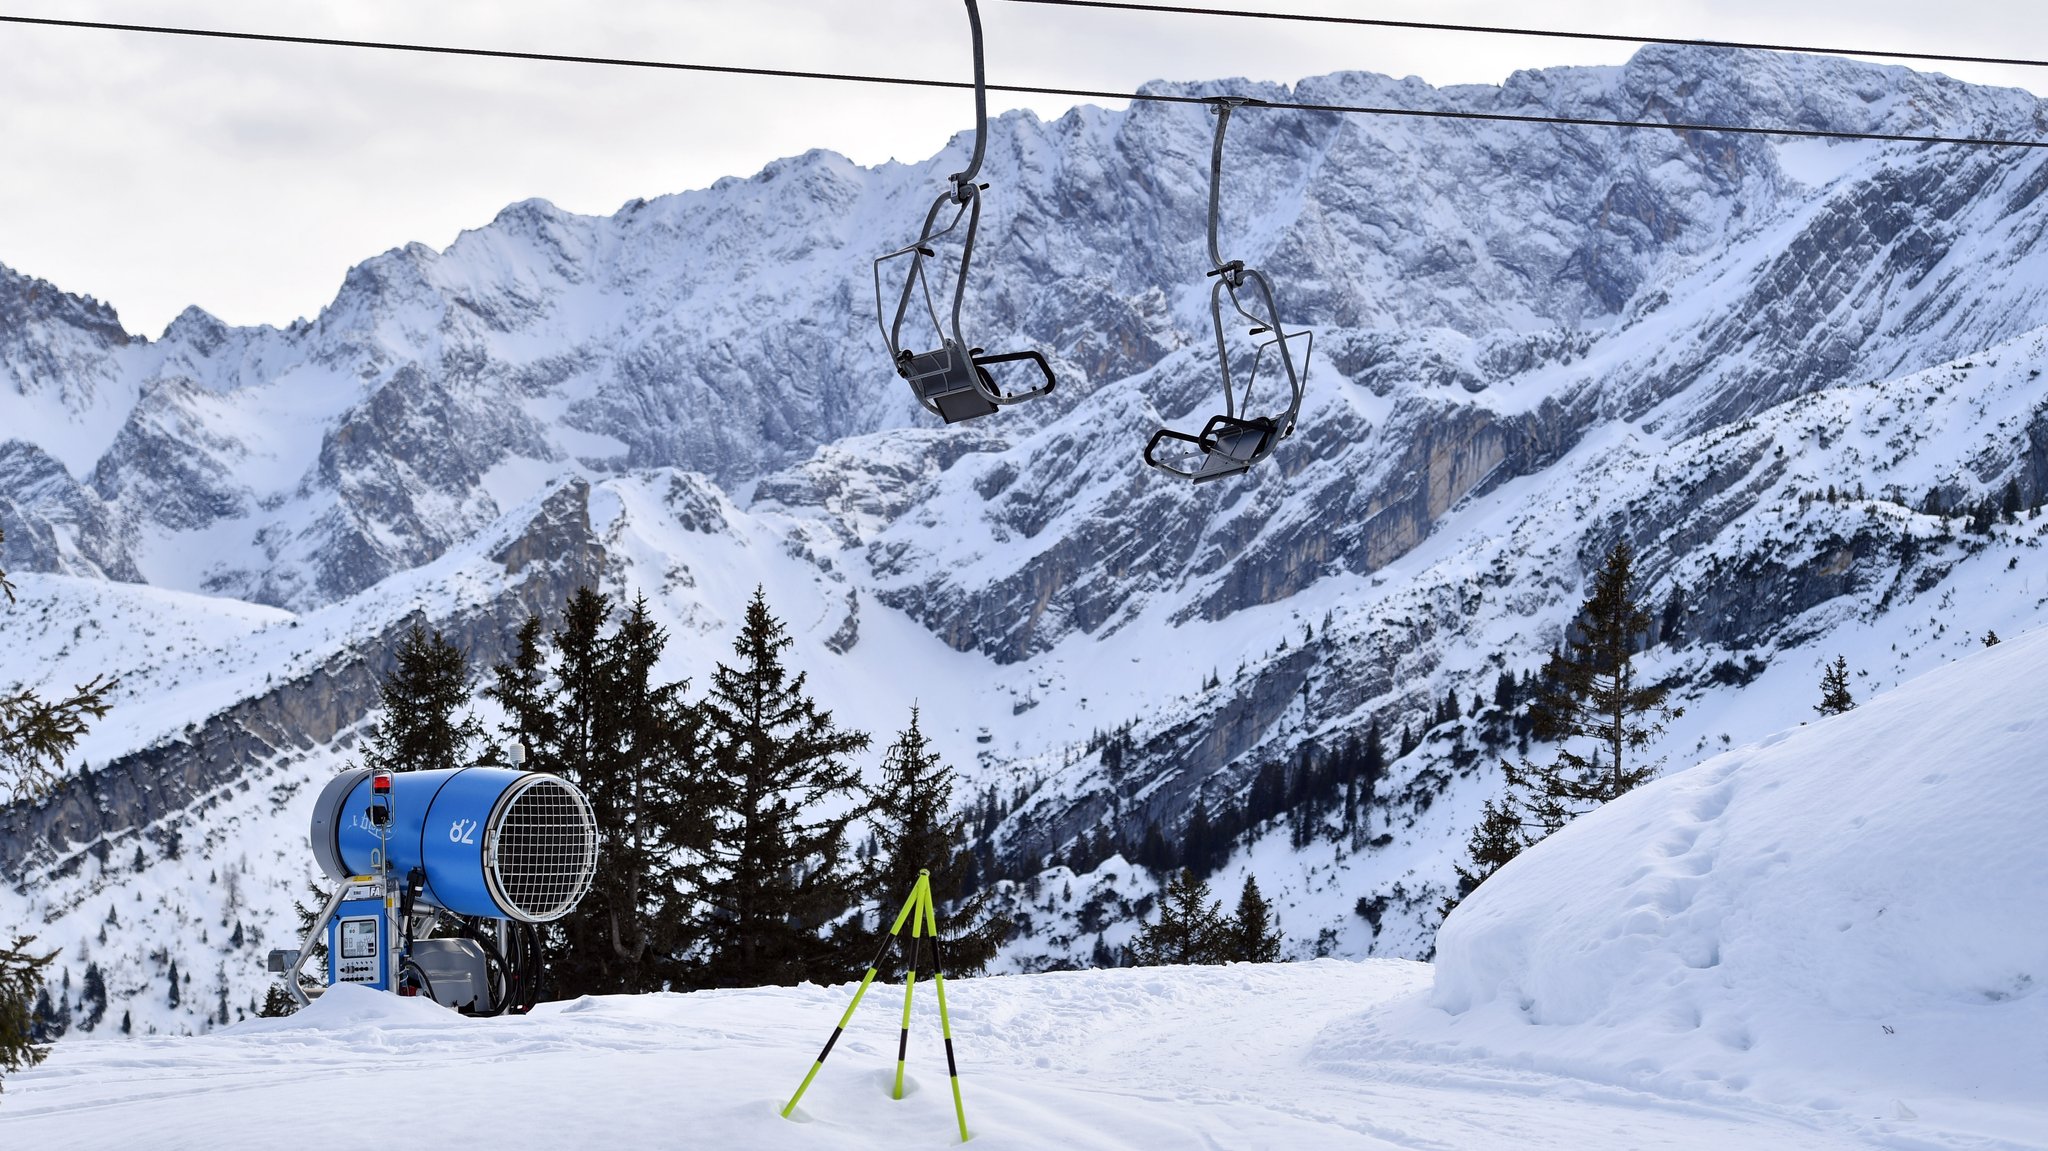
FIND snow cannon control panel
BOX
[328,876,393,990]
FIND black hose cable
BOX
[400,958,437,1005]
[2,12,2043,150]
[1003,0,2048,72]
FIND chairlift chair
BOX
[1144,98,1310,483]
[874,0,1057,424]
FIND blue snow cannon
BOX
[310,765,598,923]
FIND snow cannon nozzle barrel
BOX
[309,765,598,923]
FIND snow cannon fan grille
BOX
[485,776,598,923]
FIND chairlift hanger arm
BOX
[952,0,990,199]
[1203,96,1261,279]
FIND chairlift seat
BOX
[1145,414,1278,484]
[900,342,999,424]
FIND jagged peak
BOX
[489,196,571,228]
[159,305,229,349]
[0,259,134,346]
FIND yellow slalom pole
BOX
[924,880,971,1143]
[892,872,930,1101]
[782,883,925,1119]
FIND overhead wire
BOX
[1004,0,2048,72]
[2,11,2045,150]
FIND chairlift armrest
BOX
[972,349,1057,398]
[1144,426,1212,478]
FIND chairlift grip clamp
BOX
[1207,259,1246,287]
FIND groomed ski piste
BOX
[5,627,2044,1149]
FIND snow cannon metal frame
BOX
[874,0,1057,424]
[271,764,596,1014]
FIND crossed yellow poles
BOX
[781,870,970,1143]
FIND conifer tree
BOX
[843,707,1004,976]
[1136,820,1171,876]
[1441,766,1540,918]
[167,960,181,1008]
[1659,585,1687,646]
[1815,655,1855,716]
[693,589,871,988]
[28,985,60,1041]
[2,527,112,1091]
[1225,875,1283,962]
[1127,869,1229,965]
[1185,799,1219,875]
[1526,540,1680,808]
[259,984,300,1018]
[487,589,707,995]
[78,963,106,1032]
[364,623,484,774]
[1451,542,1679,918]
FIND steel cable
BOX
[2,12,2045,149]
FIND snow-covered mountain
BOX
[3,44,2048,1033]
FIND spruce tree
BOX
[844,707,1004,977]
[693,589,871,988]
[2,937,58,1087]
[1815,655,1855,716]
[259,984,300,1018]
[1,528,112,1092]
[1526,540,1679,809]
[363,623,484,774]
[1137,820,1171,876]
[611,596,714,987]
[79,963,106,1032]
[1127,869,1229,965]
[1659,585,1687,647]
[167,960,181,1008]
[487,589,707,996]
[1225,875,1283,962]
[1442,770,1538,918]
[1453,542,1679,918]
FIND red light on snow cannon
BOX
[372,770,393,795]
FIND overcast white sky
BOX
[3,0,2045,336]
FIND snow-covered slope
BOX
[16,621,2048,1151]
[0,961,1987,1151]
[1333,625,2048,1147]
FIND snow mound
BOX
[237,982,458,1033]
[1408,626,2048,1138]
